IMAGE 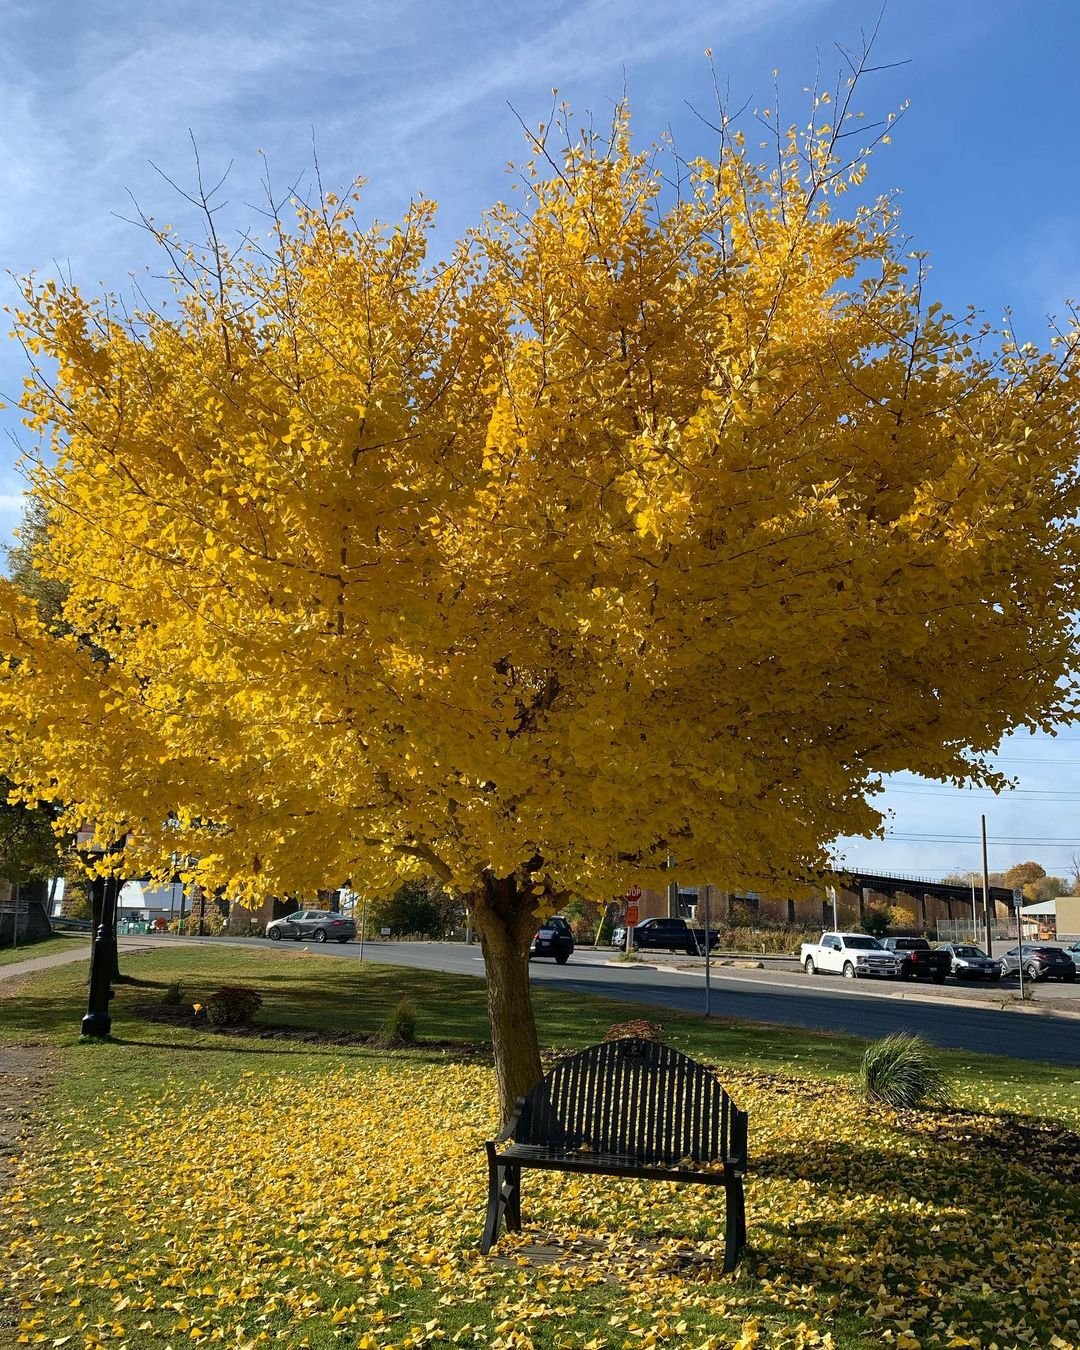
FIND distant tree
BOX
[940,872,974,887]
[888,904,917,932]
[861,902,891,938]
[368,879,445,938]
[0,777,66,884]
[1003,861,1047,901]
[1031,874,1067,903]
[4,497,68,633]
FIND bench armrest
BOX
[489,1095,527,1146]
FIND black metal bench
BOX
[481,1037,748,1271]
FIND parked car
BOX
[617,916,720,955]
[939,943,1003,981]
[881,936,952,983]
[999,944,1077,982]
[266,910,356,943]
[1065,940,1080,967]
[800,932,901,980]
[529,915,574,964]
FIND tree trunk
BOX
[470,872,544,1127]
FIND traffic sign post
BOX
[1013,887,1024,999]
[625,886,641,956]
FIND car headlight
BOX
[856,955,867,963]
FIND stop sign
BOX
[625,884,642,902]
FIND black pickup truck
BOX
[616,916,721,955]
[881,937,951,983]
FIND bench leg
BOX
[723,1177,745,1273]
[480,1158,523,1253]
[504,1163,522,1232]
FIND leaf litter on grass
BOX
[1,1056,1077,1348]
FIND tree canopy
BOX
[3,96,1079,1114]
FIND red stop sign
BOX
[625,884,642,902]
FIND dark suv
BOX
[1000,944,1077,982]
[529,916,574,964]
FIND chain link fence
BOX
[936,918,1015,943]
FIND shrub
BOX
[718,925,820,954]
[205,985,263,1027]
[161,981,183,1006]
[860,1033,950,1109]
[183,908,227,936]
[603,1019,663,1043]
[374,997,418,1048]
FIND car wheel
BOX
[804,956,816,974]
[842,961,856,980]
[268,928,282,941]
[1024,962,1041,981]
[556,954,570,965]
[314,928,328,943]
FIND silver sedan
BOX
[266,910,356,944]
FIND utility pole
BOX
[981,814,993,956]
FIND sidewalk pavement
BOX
[0,935,190,984]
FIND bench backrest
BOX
[515,1038,746,1166]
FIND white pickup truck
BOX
[800,932,901,980]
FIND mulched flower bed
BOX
[134,1002,490,1054]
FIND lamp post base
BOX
[80,1010,112,1038]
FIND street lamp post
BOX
[79,825,124,1039]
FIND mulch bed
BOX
[134,1002,490,1055]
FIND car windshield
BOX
[844,936,883,950]
[953,946,985,957]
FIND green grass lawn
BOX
[1,945,1077,1349]
[0,931,87,967]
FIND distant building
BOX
[621,870,1015,935]
[1021,895,1080,941]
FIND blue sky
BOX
[2,0,1079,884]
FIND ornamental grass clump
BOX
[374,997,417,1048]
[861,1032,951,1109]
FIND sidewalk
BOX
[0,935,188,984]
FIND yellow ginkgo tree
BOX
[3,96,1079,1119]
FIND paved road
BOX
[194,936,1080,1066]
